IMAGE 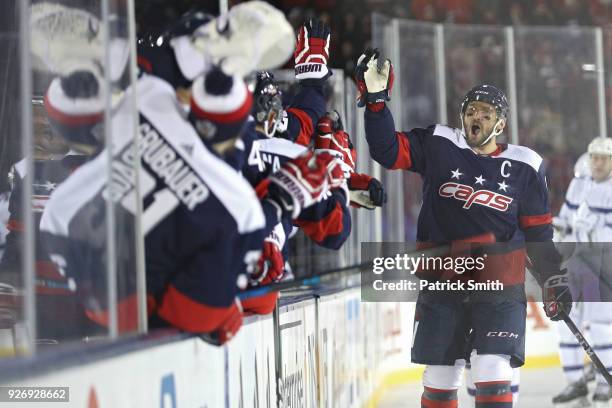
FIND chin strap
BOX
[461,114,505,147]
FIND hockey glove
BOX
[542,272,573,321]
[355,48,394,108]
[200,298,243,346]
[348,173,387,209]
[188,1,295,78]
[294,19,331,81]
[268,151,331,218]
[252,224,286,285]
[254,240,284,285]
[316,110,343,134]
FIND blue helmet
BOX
[461,84,509,119]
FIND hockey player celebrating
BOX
[552,136,612,407]
[355,48,572,408]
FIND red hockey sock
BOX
[421,387,458,408]
[475,381,513,407]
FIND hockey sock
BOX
[558,321,585,383]
[590,321,612,386]
[511,367,520,406]
[421,387,458,408]
[474,381,512,407]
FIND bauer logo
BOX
[438,182,513,211]
[486,331,519,339]
[295,64,322,75]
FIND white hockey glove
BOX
[355,48,394,108]
[190,1,294,77]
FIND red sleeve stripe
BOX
[391,132,413,170]
[286,108,314,147]
[157,285,235,333]
[520,213,552,229]
[295,202,344,243]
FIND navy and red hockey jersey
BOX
[364,105,561,284]
[237,121,351,250]
[39,74,266,333]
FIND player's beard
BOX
[464,121,494,148]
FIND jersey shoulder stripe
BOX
[496,144,543,173]
[432,125,469,149]
[39,153,106,237]
[137,75,265,234]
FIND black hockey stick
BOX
[561,309,612,386]
[239,232,495,300]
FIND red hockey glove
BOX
[542,272,573,321]
[325,157,347,190]
[316,110,344,134]
[294,19,331,81]
[253,240,284,285]
[355,48,394,109]
[268,150,331,218]
[348,173,386,209]
[316,113,355,181]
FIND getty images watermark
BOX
[360,243,505,302]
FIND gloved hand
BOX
[253,240,284,285]
[316,110,344,134]
[188,1,295,77]
[355,48,394,108]
[542,272,573,321]
[315,114,355,179]
[200,298,243,345]
[572,211,599,243]
[348,173,386,209]
[294,19,331,81]
[252,224,286,285]
[268,151,332,218]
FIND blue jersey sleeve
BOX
[295,188,351,250]
[364,105,431,174]
[285,83,326,146]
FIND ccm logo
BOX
[487,331,519,338]
[438,182,513,212]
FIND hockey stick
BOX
[561,309,612,386]
[239,232,496,300]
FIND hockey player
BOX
[39,60,336,343]
[229,19,352,287]
[355,48,572,408]
[552,136,612,406]
[0,97,93,342]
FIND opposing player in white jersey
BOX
[552,137,612,406]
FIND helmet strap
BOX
[479,117,505,147]
[264,118,277,138]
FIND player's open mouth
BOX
[471,124,481,137]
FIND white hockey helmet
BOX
[587,137,612,156]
